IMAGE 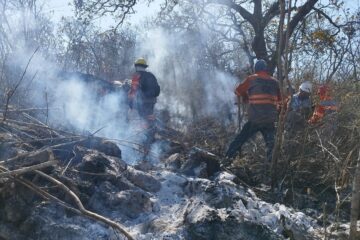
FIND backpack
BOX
[139,71,160,98]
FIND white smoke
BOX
[136,27,238,123]
[1,1,245,165]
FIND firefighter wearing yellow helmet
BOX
[134,58,148,68]
[128,58,160,155]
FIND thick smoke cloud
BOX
[136,27,238,124]
[1,2,243,164]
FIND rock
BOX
[18,204,113,240]
[0,184,34,224]
[82,138,122,158]
[181,147,221,178]
[88,181,153,219]
[185,202,283,240]
[75,149,127,185]
[134,160,155,172]
[0,223,27,240]
[164,153,182,170]
[157,139,185,156]
[125,167,161,193]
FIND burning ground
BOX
[1,107,351,240]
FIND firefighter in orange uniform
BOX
[225,59,281,163]
[308,85,337,124]
[308,85,338,136]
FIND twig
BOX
[90,126,107,136]
[3,118,76,136]
[0,140,85,165]
[0,107,58,113]
[315,130,326,157]
[316,142,341,163]
[7,136,82,145]
[44,89,49,125]
[70,169,113,176]
[61,149,77,175]
[2,47,39,122]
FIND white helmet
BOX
[299,81,312,93]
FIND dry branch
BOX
[0,160,57,178]
[0,107,59,113]
[0,149,53,166]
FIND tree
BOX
[56,18,136,79]
[74,0,137,29]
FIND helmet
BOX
[134,58,148,67]
[299,81,312,93]
[254,59,267,73]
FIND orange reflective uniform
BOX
[235,71,281,123]
[309,85,338,124]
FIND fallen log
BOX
[0,149,54,168]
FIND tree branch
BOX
[208,0,255,26]
[287,0,319,37]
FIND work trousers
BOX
[226,121,276,162]
[136,100,156,156]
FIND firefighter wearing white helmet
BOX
[284,81,313,163]
[286,81,313,132]
[289,81,312,115]
[299,81,312,93]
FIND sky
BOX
[43,0,359,30]
[44,0,161,28]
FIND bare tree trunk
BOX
[350,149,360,239]
[270,0,286,189]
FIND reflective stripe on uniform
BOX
[249,94,278,105]
[319,100,338,111]
[249,94,278,101]
[249,99,277,105]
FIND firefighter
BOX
[224,59,281,164]
[285,81,313,133]
[283,81,313,162]
[308,85,338,136]
[128,58,160,152]
[308,85,337,124]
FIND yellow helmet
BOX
[134,58,148,67]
